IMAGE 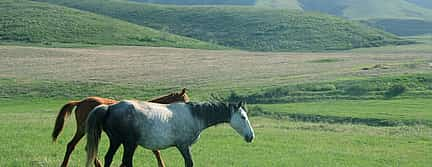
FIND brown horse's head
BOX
[149,88,190,104]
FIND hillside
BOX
[365,19,432,36]
[298,0,432,20]
[0,0,219,49]
[135,0,432,36]
[254,0,301,10]
[33,0,408,51]
[254,0,432,21]
[407,0,432,9]
[259,0,432,36]
[125,0,432,19]
[130,0,255,5]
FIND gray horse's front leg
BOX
[177,145,193,167]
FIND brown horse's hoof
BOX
[95,159,103,167]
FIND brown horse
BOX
[52,88,189,167]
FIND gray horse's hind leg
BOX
[177,145,193,167]
[121,142,138,167]
[104,137,121,167]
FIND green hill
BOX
[258,0,432,36]
[298,0,432,20]
[0,0,219,49]
[125,0,432,18]
[365,19,432,36]
[130,0,255,5]
[407,0,432,9]
[254,0,301,10]
[252,0,432,21]
[33,0,408,51]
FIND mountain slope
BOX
[33,0,408,51]
[0,0,219,49]
[255,0,301,10]
[256,0,432,36]
[365,19,432,36]
[406,0,432,9]
[130,0,255,5]
[298,0,432,20]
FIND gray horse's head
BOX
[230,102,255,143]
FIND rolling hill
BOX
[297,0,432,20]
[406,0,432,9]
[364,19,432,36]
[124,0,432,18]
[126,0,432,36]
[130,0,255,5]
[33,0,408,51]
[0,0,219,49]
[261,0,432,36]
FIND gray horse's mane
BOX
[186,102,235,127]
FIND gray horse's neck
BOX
[187,102,232,128]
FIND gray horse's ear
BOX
[237,101,245,108]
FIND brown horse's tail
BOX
[86,105,109,167]
[52,101,80,142]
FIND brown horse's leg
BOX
[94,158,102,167]
[153,150,166,167]
[61,107,89,167]
[60,131,84,167]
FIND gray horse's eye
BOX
[240,116,246,120]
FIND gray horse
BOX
[85,100,255,167]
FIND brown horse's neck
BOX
[187,102,232,128]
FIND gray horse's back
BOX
[106,101,203,149]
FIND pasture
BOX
[0,99,431,167]
[1,44,432,166]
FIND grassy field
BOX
[0,0,220,49]
[1,45,431,98]
[34,0,408,51]
[0,99,430,167]
[1,43,432,166]
[257,99,432,126]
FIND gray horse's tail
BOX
[85,104,109,167]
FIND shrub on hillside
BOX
[344,85,369,96]
[384,84,407,98]
[300,84,337,92]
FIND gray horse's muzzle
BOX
[245,134,254,143]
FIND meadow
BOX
[0,43,432,166]
[0,99,431,167]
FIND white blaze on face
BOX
[230,107,255,143]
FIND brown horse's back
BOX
[74,97,118,128]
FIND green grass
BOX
[226,73,432,104]
[129,0,256,5]
[0,99,430,166]
[254,0,302,10]
[308,58,345,63]
[0,78,223,101]
[365,19,432,36]
[270,0,432,21]
[3,73,432,103]
[33,0,409,51]
[407,0,432,9]
[257,99,432,126]
[0,0,221,49]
